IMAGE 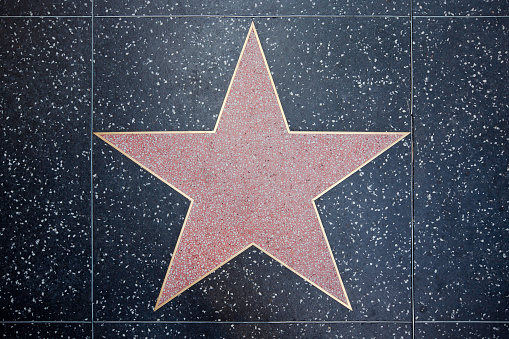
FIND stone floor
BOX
[1,1,508,338]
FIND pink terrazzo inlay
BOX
[97,24,407,311]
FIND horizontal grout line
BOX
[3,320,509,325]
[415,321,509,324]
[1,14,508,19]
[0,15,91,18]
[0,14,405,19]
[95,14,408,18]
[1,321,91,324]
[413,15,509,18]
[91,321,413,324]
[1,321,410,325]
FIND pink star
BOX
[96,23,408,311]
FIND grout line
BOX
[0,15,92,18]
[415,321,509,324]
[1,14,508,19]
[93,14,509,19]
[90,321,414,324]
[2,320,508,325]
[94,14,409,18]
[413,15,509,18]
[410,3,416,339]
[90,1,95,338]
[0,321,93,324]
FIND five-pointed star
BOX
[96,23,408,311]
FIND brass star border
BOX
[94,23,409,311]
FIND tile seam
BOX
[2,320,508,324]
[413,15,509,18]
[0,15,92,18]
[1,15,508,18]
[90,1,95,338]
[93,14,409,18]
[2,15,508,19]
[87,320,415,324]
[410,2,416,339]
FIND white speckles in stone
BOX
[95,0,409,16]
[0,18,91,321]
[2,1,89,16]
[94,18,249,133]
[414,18,508,321]
[258,18,410,132]
[414,0,509,16]
[1,324,92,338]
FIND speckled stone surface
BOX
[415,323,509,339]
[0,18,91,321]
[413,18,508,321]
[1,3,508,338]
[0,1,91,16]
[95,0,410,16]
[1,323,92,338]
[94,18,250,133]
[95,322,412,338]
[94,17,411,134]
[318,139,412,321]
[413,0,509,16]
[255,18,411,133]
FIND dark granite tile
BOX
[318,140,412,321]
[1,323,92,339]
[93,18,250,132]
[0,18,91,320]
[413,0,509,16]
[413,18,509,321]
[255,17,411,132]
[95,322,411,338]
[95,0,410,16]
[94,18,411,133]
[0,0,91,16]
[93,139,190,320]
[93,18,411,321]
[416,323,509,339]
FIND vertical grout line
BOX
[409,2,416,339]
[90,0,95,338]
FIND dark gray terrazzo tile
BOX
[413,0,509,16]
[255,17,410,132]
[94,17,410,133]
[413,18,509,321]
[415,323,509,339]
[318,140,412,321]
[1,323,92,339]
[95,0,410,16]
[93,18,250,132]
[0,18,91,320]
[95,322,411,338]
[0,0,91,16]
[93,139,190,320]
[93,18,411,321]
